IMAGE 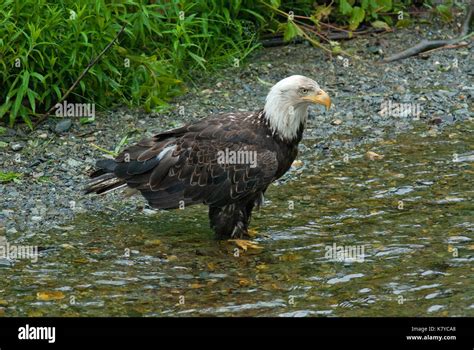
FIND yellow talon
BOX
[247,228,271,239]
[228,239,262,251]
[247,228,258,238]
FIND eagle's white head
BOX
[264,75,331,141]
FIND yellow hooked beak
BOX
[303,89,331,110]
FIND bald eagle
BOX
[86,75,331,238]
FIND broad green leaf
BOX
[339,0,353,16]
[371,20,390,30]
[349,7,365,31]
[375,0,392,12]
[270,0,281,8]
[283,21,300,42]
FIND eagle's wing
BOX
[91,115,279,209]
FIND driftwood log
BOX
[382,4,473,63]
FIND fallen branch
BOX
[419,41,469,57]
[382,4,473,63]
[260,27,386,47]
[325,27,387,40]
[34,24,126,128]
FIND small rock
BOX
[292,160,304,168]
[142,208,157,216]
[243,84,252,93]
[2,210,14,217]
[10,143,24,151]
[366,151,384,160]
[144,239,162,246]
[29,158,45,167]
[367,46,382,55]
[0,258,12,268]
[427,305,445,313]
[32,172,44,179]
[66,159,81,168]
[441,115,454,124]
[331,119,343,125]
[6,227,17,234]
[425,292,440,300]
[55,119,72,134]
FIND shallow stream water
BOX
[1,121,473,316]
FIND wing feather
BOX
[97,113,278,209]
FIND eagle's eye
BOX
[300,88,309,94]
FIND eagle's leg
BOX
[209,194,261,239]
[209,204,249,239]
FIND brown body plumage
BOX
[86,75,331,238]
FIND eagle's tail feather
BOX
[85,160,126,195]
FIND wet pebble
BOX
[327,273,364,285]
[425,292,441,299]
[54,119,72,133]
[10,142,24,151]
[446,236,471,243]
[0,258,13,268]
[427,305,445,313]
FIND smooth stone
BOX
[54,119,72,133]
[0,258,12,268]
[427,305,445,313]
[10,143,24,151]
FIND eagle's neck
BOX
[263,97,308,142]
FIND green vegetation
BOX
[0,0,455,128]
[0,171,23,184]
[91,133,133,157]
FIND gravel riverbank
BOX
[0,24,472,238]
